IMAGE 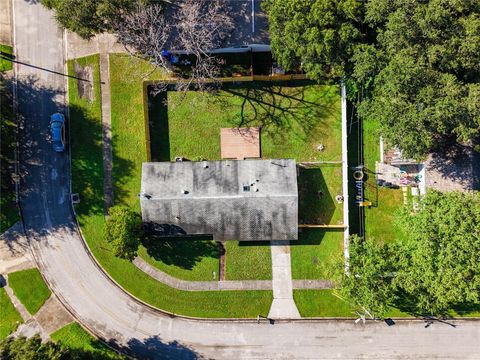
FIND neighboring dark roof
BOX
[140,159,298,241]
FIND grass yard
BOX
[298,165,343,225]
[294,290,355,317]
[51,322,123,359]
[68,53,275,318]
[137,239,220,281]
[148,83,341,162]
[0,287,22,339]
[0,74,19,232]
[8,268,51,315]
[363,119,405,243]
[0,44,13,72]
[290,229,343,280]
[224,241,272,280]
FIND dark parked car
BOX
[49,113,65,152]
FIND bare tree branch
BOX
[114,0,234,94]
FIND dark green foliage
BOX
[105,205,142,260]
[40,0,139,39]
[264,0,480,158]
[394,191,480,315]
[0,335,123,360]
[341,191,480,318]
[339,235,398,319]
[262,0,365,80]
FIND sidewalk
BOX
[0,0,12,45]
[268,241,301,319]
[133,256,333,292]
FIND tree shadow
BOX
[141,236,219,271]
[0,74,19,231]
[111,335,203,360]
[426,141,478,191]
[297,166,339,225]
[215,81,337,139]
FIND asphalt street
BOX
[12,0,480,359]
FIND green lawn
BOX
[0,73,19,232]
[67,54,274,318]
[224,241,272,280]
[294,290,355,317]
[51,322,123,359]
[291,229,343,280]
[0,287,22,339]
[8,268,51,315]
[298,165,343,225]
[149,83,341,162]
[0,44,13,72]
[137,240,220,281]
[363,119,405,243]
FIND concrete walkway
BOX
[268,241,301,319]
[4,272,73,340]
[134,256,333,292]
[0,0,12,45]
[100,53,113,211]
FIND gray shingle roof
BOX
[140,159,298,241]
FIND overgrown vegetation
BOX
[264,0,480,158]
[339,191,480,318]
[8,268,51,315]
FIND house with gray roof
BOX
[140,159,298,241]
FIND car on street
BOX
[49,113,65,152]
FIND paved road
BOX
[12,1,480,359]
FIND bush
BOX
[105,206,142,260]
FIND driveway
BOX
[12,1,480,359]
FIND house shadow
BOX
[297,166,339,225]
[141,236,219,271]
[148,90,171,162]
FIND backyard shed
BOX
[140,159,298,241]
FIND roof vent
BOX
[181,189,189,195]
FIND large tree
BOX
[263,0,480,158]
[394,191,480,315]
[41,0,140,39]
[114,0,233,92]
[338,235,398,319]
[105,206,143,260]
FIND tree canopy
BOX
[340,191,480,318]
[263,0,480,158]
[105,205,142,260]
[339,235,398,319]
[0,335,123,360]
[41,0,140,39]
[394,190,480,315]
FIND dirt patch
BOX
[73,61,94,102]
